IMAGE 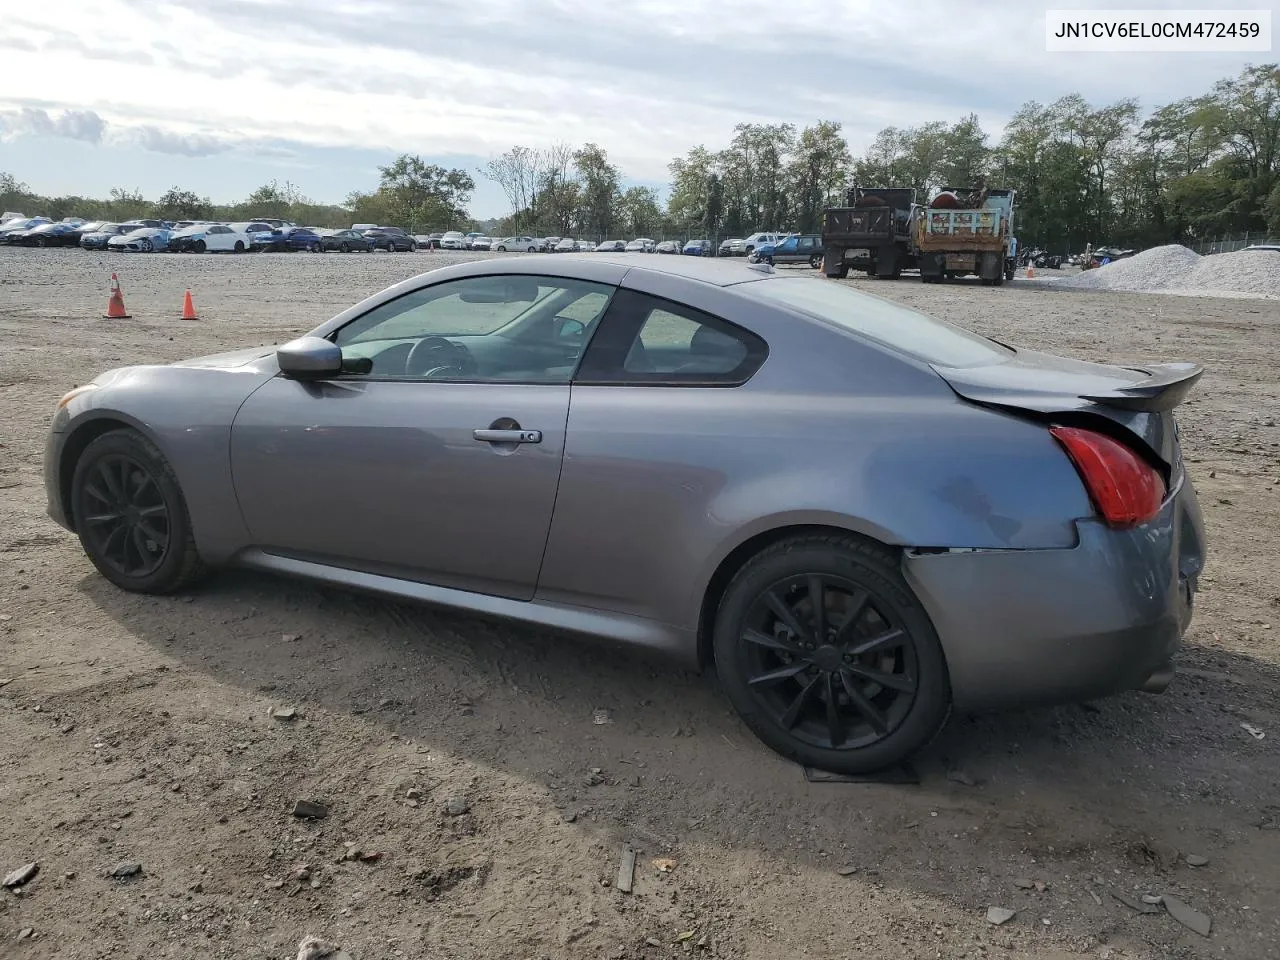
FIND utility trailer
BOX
[915,186,1015,286]
[821,187,919,280]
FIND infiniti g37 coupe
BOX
[44,255,1206,772]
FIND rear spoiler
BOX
[1078,362,1203,412]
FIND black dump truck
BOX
[820,186,919,279]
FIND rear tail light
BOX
[1050,425,1166,529]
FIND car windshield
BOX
[747,277,1013,368]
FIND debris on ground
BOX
[946,768,976,786]
[1142,894,1163,905]
[442,797,469,817]
[1162,894,1213,937]
[1185,853,1210,867]
[616,848,636,894]
[1241,722,1265,740]
[110,861,142,878]
[3,862,38,888]
[836,865,858,876]
[1013,878,1034,889]
[1111,889,1161,914]
[986,906,1016,925]
[652,858,677,873]
[271,706,299,721]
[645,937,662,948]
[292,799,329,819]
[592,708,613,725]
[296,936,350,960]
[18,928,34,940]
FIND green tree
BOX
[573,143,620,237]
[153,186,213,220]
[786,121,851,232]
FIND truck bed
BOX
[916,209,1007,252]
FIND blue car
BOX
[252,227,325,252]
[682,239,711,256]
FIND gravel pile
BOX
[1055,243,1280,299]
[1057,244,1202,292]
[1172,248,1280,299]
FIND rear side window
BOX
[577,289,766,385]
[747,277,1011,368]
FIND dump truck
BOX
[821,187,919,279]
[915,185,1015,285]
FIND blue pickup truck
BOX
[747,234,824,268]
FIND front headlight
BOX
[57,383,98,409]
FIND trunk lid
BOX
[932,349,1202,473]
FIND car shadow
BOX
[83,565,1280,944]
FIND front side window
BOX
[333,274,616,383]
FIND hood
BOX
[170,345,279,369]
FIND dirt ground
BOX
[1,247,1278,960]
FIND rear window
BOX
[747,277,1012,368]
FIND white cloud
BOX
[0,0,1268,190]
[0,107,105,143]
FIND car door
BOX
[205,225,231,251]
[536,286,769,621]
[229,272,617,600]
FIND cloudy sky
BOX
[0,0,1270,218]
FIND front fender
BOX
[52,362,280,563]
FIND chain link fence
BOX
[1187,234,1280,255]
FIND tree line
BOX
[3,64,1277,251]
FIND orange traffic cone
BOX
[103,273,130,319]
[181,289,198,320]
[1026,264,1035,278]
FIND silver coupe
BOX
[44,255,1206,772]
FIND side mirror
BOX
[277,336,342,378]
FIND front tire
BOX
[234,241,244,253]
[713,533,950,774]
[193,239,206,253]
[310,241,322,253]
[70,429,206,594]
[339,242,350,253]
[139,239,153,252]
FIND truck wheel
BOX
[826,264,849,279]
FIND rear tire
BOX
[310,241,322,253]
[713,533,950,774]
[408,240,417,252]
[809,254,821,269]
[339,242,350,252]
[193,239,206,253]
[70,429,207,594]
[234,241,244,253]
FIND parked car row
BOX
[0,214,429,254]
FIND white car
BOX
[731,232,786,256]
[469,236,493,251]
[595,239,626,252]
[170,223,255,253]
[228,222,279,249]
[625,238,656,253]
[106,226,172,252]
[494,236,545,252]
[438,231,466,249]
[575,239,594,252]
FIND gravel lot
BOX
[1,247,1278,960]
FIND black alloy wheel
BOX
[79,453,171,579]
[714,534,950,773]
[339,242,350,252]
[71,430,205,593]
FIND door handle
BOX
[473,428,542,444]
